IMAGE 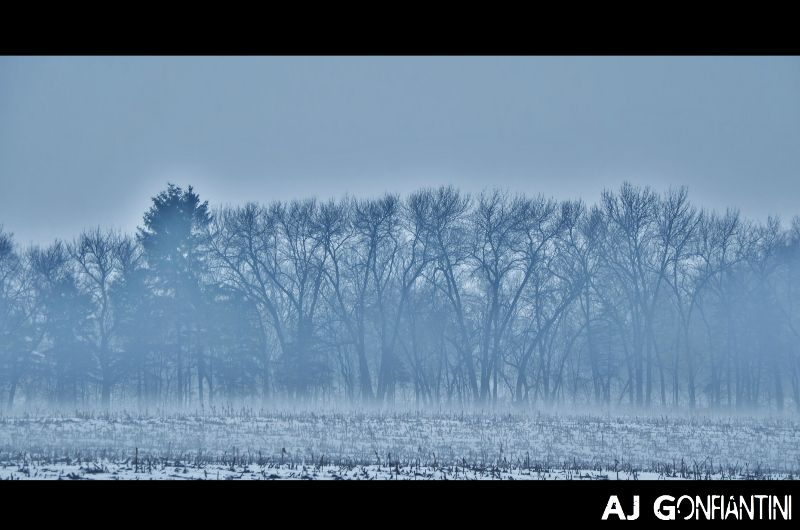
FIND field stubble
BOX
[0,407,797,480]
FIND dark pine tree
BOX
[137,184,210,405]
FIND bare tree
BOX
[71,228,128,406]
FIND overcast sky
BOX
[1,56,798,245]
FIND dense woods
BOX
[1,183,799,411]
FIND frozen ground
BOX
[0,409,798,480]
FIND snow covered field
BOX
[0,409,798,480]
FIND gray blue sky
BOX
[1,56,798,245]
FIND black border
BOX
[2,479,798,524]
[2,9,799,56]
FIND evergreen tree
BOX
[137,184,210,404]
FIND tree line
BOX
[1,183,798,411]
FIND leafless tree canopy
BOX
[1,182,799,411]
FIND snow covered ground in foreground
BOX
[0,409,798,480]
[0,461,676,480]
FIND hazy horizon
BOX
[1,56,799,245]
